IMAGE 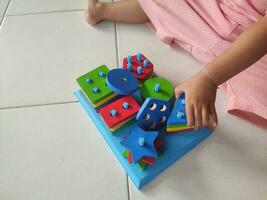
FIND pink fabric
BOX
[137,0,267,129]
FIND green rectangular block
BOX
[76,65,114,105]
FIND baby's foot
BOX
[85,0,104,26]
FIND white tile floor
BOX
[0,1,267,200]
[0,0,10,23]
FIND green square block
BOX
[77,65,113,104]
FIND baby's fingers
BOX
[194,104,202,129]
[202,105,210,127]
[185,101,194,127]
[210,104,218,128]
[174,86,184,98]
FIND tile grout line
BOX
[114,22,120,67]
[0,101,78,111]
[126,176,131,200]
[0,0,12,27]
[5,9,84,17]
[113,14,131,198]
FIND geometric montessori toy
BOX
[98,95,140,132]
[76,65,117,109]
[122,136,164,169]
[141,77,174,101]
[74,90,211,189]
[74,53,212,189]
[136,98,170,130]
[121,125,159,163]
[106,68,138,95]
[123,53,153,81]
[167,94,194,133]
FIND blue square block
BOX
[136,98,170,130]
[74,90,212,189]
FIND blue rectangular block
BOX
[74,90,212,189]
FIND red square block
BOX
[123,54,153,81]
[99,95,140,129]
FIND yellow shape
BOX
[110,117,135,132]
[82,91,117,108]
[93,93,117,108]
[167,126,193,132]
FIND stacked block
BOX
[76,65,117,109]
[141,77,174,101]
[123,53,153,82]
[106,69,138,95]
[121,125,163,170]
[98,96,140,132]
[75,53,212,188]
[167,94,194,132]
[136,98,170,130]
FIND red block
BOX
[142,156,155,165]
[154,138,163,149]
[99,96,140,128]
[123,54,153,81]
[128,151,133,163]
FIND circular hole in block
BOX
[160,116,167,123]
[143,114,150,121]
[93,87,99,93]
[98,71,105,77]
[120,76,128,82]
[160,104,167,112]
[176,111,184,118]
[149,103,157,111]
[110,109,118,117]
[122,102,129,109]
[149,122,157,129]
[86,78,92,84]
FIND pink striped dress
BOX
[137,0,267,129]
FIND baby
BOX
[85,0,267,130]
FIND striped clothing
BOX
[137,0,267,129]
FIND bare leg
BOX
[85,0,149,26]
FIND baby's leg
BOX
[85,0,149,26]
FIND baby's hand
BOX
[175,72,218,129]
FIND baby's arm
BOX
[202,16,267,86]
[175,16,267,129]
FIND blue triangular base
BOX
[74,90,212,189]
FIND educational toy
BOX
[75,88,211,189]
[76,65,117,108]
[136,98,170,130]
[141,77,174,101]
[74,53,212,189]
[167,94,194,132]
[123,137,163,169]
[121,125,158,163]
[98,96,140,131]
[106,69,138,95]
[123,53,153,81]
